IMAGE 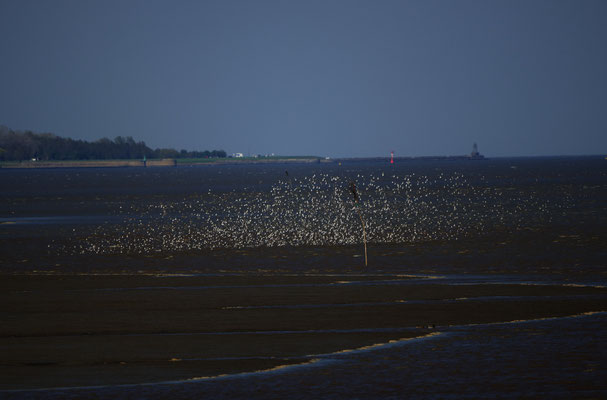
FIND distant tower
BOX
[471,143,479,157]
[390,151,394,164]
[470,143,484,159]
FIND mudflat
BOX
[2,273,606,390]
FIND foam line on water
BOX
[315,331,443,357]
[0,332,444,393]
[0,358,334,393]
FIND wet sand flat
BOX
[2,274,607,390]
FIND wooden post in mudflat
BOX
[350,181,368,267]
[357,206,368,267]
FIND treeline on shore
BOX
[0,126,226,161]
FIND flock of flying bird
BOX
[70,171,560,255]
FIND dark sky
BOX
[1,0,606,157]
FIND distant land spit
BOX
[0,157,327,168]
[0,154,493,169]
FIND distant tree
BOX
[0,126,226,161]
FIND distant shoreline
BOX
[6,155,606,169]
[0,157,328,169]
[183,156,329,166]
[333,155,486,162]
[10,154,605,169]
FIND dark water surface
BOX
[1,156,607,398]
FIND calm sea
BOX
[1,156,606,398]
